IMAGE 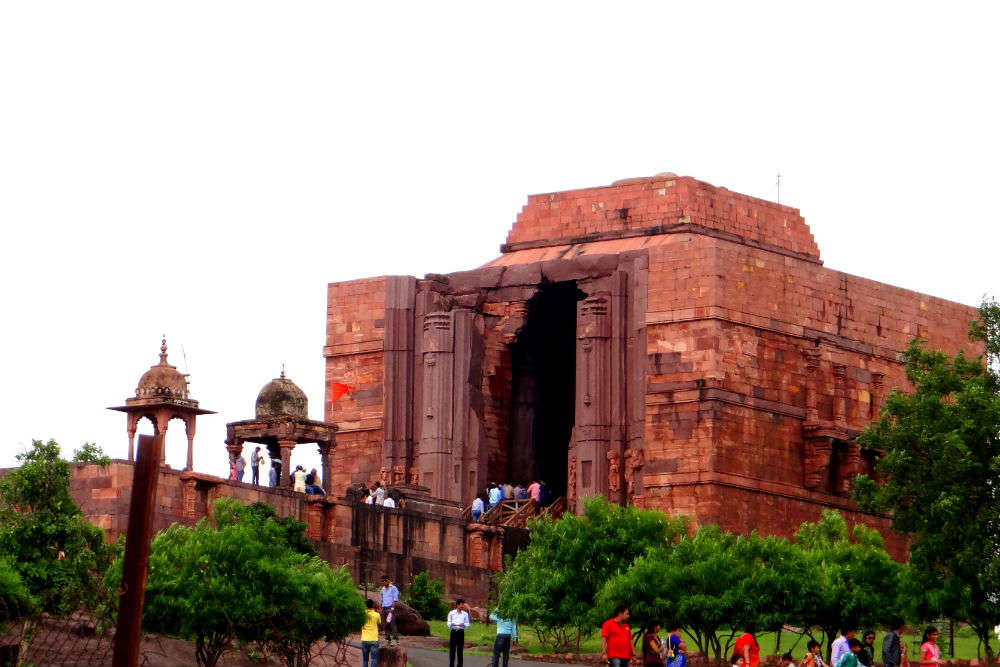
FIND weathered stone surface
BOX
[391,601,430,636]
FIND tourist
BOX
[733,628,759,667]
[600,604,634,667]
[488,483,502,510]
[780,654,795,667]
[527,479,541,512]
[447,598,471,667]
[857,631,876,667]
[642,622,665,667]
[667,623,685,667]
[251,446,263,485]
[538,480,551,510]
[293,465,307,493]
[919,627,941,667]
[304,473,325,495]
[471,494,485,522]
[383,495,396,509]
[361,598,381,667]
[269,460,279,487]
[514,483,527,500]
[309,468,321,488]
[831,629,856,667]
[374,481,386,506]
[882,618,906,667]
[835,639,862,667]
[228,457,237,481]
[235,453,246,482]
[364,488,375,504]
[503,481,514,500]
[800,640,827,667]
[379,575,400,646]
[489,608,518,667]
[731,656,745,667]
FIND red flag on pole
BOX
[330,381,355,402]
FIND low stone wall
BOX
[68,460,500,605]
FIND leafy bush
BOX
[405,571,450,620]
[104,498,365,667]
[72,441,111,467]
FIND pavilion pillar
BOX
[573,293,612,511]
[155,411,171,466]
[126,413,139,463]
[278,439,294,488]
[803,347,821,423]
[319,442,335,493]
[184,417,196,472]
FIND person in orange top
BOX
[601,605,635,667]
[733,629,760,667]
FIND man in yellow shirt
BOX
[361,599,382,667]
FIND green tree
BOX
[405,571,450,620]
[72,442,111,467]
[0,439,113,614]
[854,299,1000,664]
[0,557,36,629]
[791,511,907,660]
[105,498,365,667]
[596,526,809,659]
[495,495,688,652]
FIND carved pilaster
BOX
[871,372,885,418]
[803,347,821,424]
[466,526,486,569]
[322,503,337,542]
[803,433,832,490]
[181,474,198,521]
[574,294,612,510]
[624,447,644,497]
[383,276,417,475]
[566,455,577,508]
[418,311,457,500]
[304,496,323,541]
[838,441,862,496]
[488,529,504,571]
[833,364,848,428]
[319,443,335,493]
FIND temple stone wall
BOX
[322,174,980,559]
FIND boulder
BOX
[392,601,430,636]
[379,644,407,667]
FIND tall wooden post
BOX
[112,433,163,667]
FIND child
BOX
[801,639,828,667]
[836,638,862,667]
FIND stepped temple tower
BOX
[323,173,977,551]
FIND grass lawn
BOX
[427,622,998,661]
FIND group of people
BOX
[470,480,552,521]
[226,446,327,495]
[600,609,945,667]
[359,481,399,509]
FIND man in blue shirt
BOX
[379,575,400,646]
[489,609,518,667]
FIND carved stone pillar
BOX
[154,411,171,466]
[833,364,848,428]
[574,295,612,510]
[181,473,198,521]
[566,455,578,509]
[226,441,243,479]
[803,348,821,423]
[488,528,504,571]
[278,440,295,488]
[624,447,644,497]
[304,496,323,541]
[803,435,832,490]
[838,441,862,496]
[418,312,455,500]
[871,372,885,418]
[322,503,337,542]
[466,525,486,568]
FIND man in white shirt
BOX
[831,629,856,667]
[383,496,396,509]
[374,481,386,506]
[447,598,471,667]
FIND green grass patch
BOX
[426,622,997,660]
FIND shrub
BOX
[405,571,450,620]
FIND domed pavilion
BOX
[109,338,215,470]
[225,370,337,488]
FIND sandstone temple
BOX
[72,173,977,601]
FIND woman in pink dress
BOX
[919,627,941,667]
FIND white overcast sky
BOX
[2,2,998,479]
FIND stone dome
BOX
[255,371,308,420]
[135,339,189,400]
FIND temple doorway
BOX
[508,281,585,497]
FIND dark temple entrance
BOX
[508,282,584,497]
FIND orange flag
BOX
[330,381,355,402]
